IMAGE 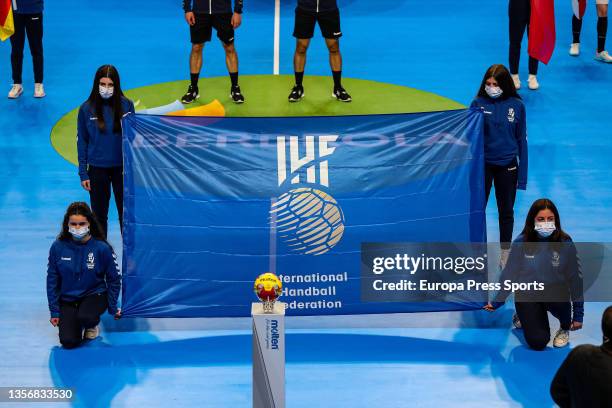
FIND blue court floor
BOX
[0,0,611,406]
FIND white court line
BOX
[269,197,277,274]
[273,0,281,75]
[269,0,281,273]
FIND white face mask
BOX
[485,85,503,99]
[69,226,90,240]
[99,85,114,99]
[534,221,556,238]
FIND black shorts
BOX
[293,7,342,40]
[190,13,235,44]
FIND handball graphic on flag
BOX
[271,187,345,256]
[271,135,345,256]
[254,272,283,303]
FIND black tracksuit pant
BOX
[88,166,123,239]
[58,293,108,349]
[509,0,539,75]
[515,301,572,351]
[10,13,44,84]
[485,159,518,249]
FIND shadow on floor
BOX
[49,327,570,407]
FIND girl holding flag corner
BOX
[47,202,122,349]
[484,199,584,351]
[77,65,135,239]
[471,64,528,269]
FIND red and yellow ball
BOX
[254,272,282,302]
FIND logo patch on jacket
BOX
[551,251,560,268]
[87,252,95,270]
[507,108,515,123]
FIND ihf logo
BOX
[270,135,345,256]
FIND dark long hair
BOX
[57,202,107,243]
[86,64,126,134]
[477,64,520,100]
[520,198,571,243]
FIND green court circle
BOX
[50,75,464,165]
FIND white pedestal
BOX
[252,302,285,408]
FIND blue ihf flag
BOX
[121,109,485,317]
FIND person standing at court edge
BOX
[470,64,528,269]
[570,0,612,62]
[287,0,352,102]
[508,0,541,89]
[181,0,245,104]
[77,65,135,238]
[7,0,45,98]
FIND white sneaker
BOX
[34,83,45,98]
[511,74,521,90]
[84,326,99,340]
[8,84,23,99]
[553,329,570,348]
[595,50,612,63]
[512,313,522,329]
[527,75,539,90]
[569,43,580,56]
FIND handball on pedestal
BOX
[254,272,282,313]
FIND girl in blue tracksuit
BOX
[77,65,135,238]
[485,198,584,350]
[46,202,122,349]
[471,64,528,267]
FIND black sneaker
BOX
[230,86,245,104]
[288,85,304,102]
[181,85,199,104]
[333,87,352,102]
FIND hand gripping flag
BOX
[528,0,556,65]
